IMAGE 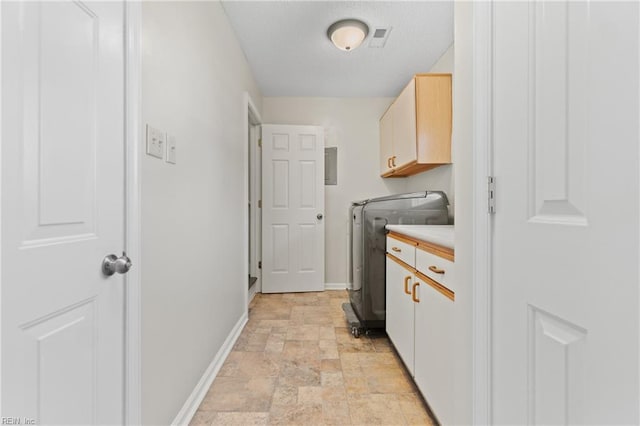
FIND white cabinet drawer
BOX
[386,235,416,267]
[416,247,455,293]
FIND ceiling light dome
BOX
[327,19,369,52]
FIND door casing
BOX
[470,2,493,424]
[124,2,142,424]
[244,93,262,307]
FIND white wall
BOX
[262,98,405,286]
[405,44,455,220]
[141,2,261,424]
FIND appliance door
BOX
[363,215,390,323]
[349,205,362,291]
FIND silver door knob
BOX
[317,213,324,220]
[102,252,132,276]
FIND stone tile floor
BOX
[190,291,435,425]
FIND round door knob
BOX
[317,213,324,220]
[102,252,133,276]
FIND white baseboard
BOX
[171,312,248,426]
[325,282,348,291]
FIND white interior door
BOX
[262,125,325,293]
[492,2,639,424]
[1,1,126,424]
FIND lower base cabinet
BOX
[385,234,455,425]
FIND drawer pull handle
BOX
[412,282,420,303]
[429,265,445,274]
[391,247,401,253]
[404,276,412,295]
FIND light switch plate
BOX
[146,125,165,159]
[166,134,176,164]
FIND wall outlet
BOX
[146,125,165,159]
[166,134,177,164]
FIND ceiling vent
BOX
[369,27,391,48]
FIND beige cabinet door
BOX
[415,75,452,165]
[379,107,394,175]
[391,78,417,169]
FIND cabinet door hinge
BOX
[258,138,262,147]
[488,176,496,214]
[258,199,262,208]
[258,261,262,269]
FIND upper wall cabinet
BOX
[380,74,452,178]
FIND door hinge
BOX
[258,261,262,269]
[258,138,262,147]
[488,176,496,214]
[258,199,262,208]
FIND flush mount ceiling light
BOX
[327,19,369,52]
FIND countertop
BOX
[385,225,454,250]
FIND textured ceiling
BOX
[222,1,453,97]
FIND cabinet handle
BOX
[404,276,412,295]
[387,157,392,168]
[391,247,401,253]
[412,282,420,303]
[392,156,397,167]
[428,266,445,274]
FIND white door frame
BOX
[470,2,494,424]
[243,93,262,309]
[248,118,262,300]
[0,1,4,414]
[124,2,142,424]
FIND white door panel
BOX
[22,302,97,425]
[262,125,324,293]
[492,2,639,424]
[2,1,126,424]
